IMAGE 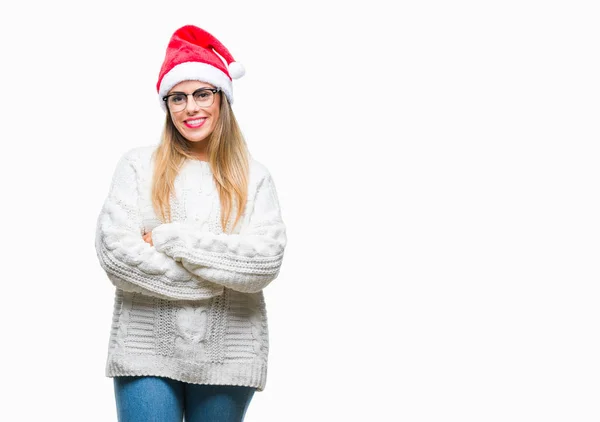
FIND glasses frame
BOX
[162,87,221,111]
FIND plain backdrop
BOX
[0,0,599,421]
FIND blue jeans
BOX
[113,376,256,422]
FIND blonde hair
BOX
[151,93,249,233]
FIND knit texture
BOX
[95,145,286,391]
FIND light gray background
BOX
[0,0,598,420]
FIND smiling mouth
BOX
[184,117,207,128]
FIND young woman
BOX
[94,25,287,422]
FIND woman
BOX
[94,24,287,422]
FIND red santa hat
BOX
[156,25,245,110]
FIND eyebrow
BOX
[168,88,213,95]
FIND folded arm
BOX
[94,152,224,300]
[152,169,287,294]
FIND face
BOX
[167,80,221,144]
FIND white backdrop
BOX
[0,0,599,421]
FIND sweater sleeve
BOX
[94,151,224,300]
[151,169,287,294]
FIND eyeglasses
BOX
[162,87,221,112]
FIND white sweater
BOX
[94,145,287,391]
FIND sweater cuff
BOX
[152,223,180,253]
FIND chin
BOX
[186,133,210,143]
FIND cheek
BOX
[211,97,221,120]
[170,113,182,129]
[211,108,220,125]
[175,117,187,131]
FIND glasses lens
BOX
[168,94,187,112]
[193,90,214,107]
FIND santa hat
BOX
[156,25,245,110]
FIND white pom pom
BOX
[228,62,245,79]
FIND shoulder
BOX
[248,157,282,201]
[106,145,158,183]
[121,144,158,164]
[111,144,158,178]
[248,156,273,184]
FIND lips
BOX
[184,117,207,128]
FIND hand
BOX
[142,231,153,246]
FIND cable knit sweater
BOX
[94,145,287,391]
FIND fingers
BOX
[142,232,153,246]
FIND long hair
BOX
[151,93,250,234]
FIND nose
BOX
[185,94,200,113]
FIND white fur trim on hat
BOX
[158,61,234,111]
[228,62,245,79]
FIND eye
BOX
[170,94,185,104]
[194,91,211,100]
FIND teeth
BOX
[187,118,206,125]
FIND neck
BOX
[187,140,209,161]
